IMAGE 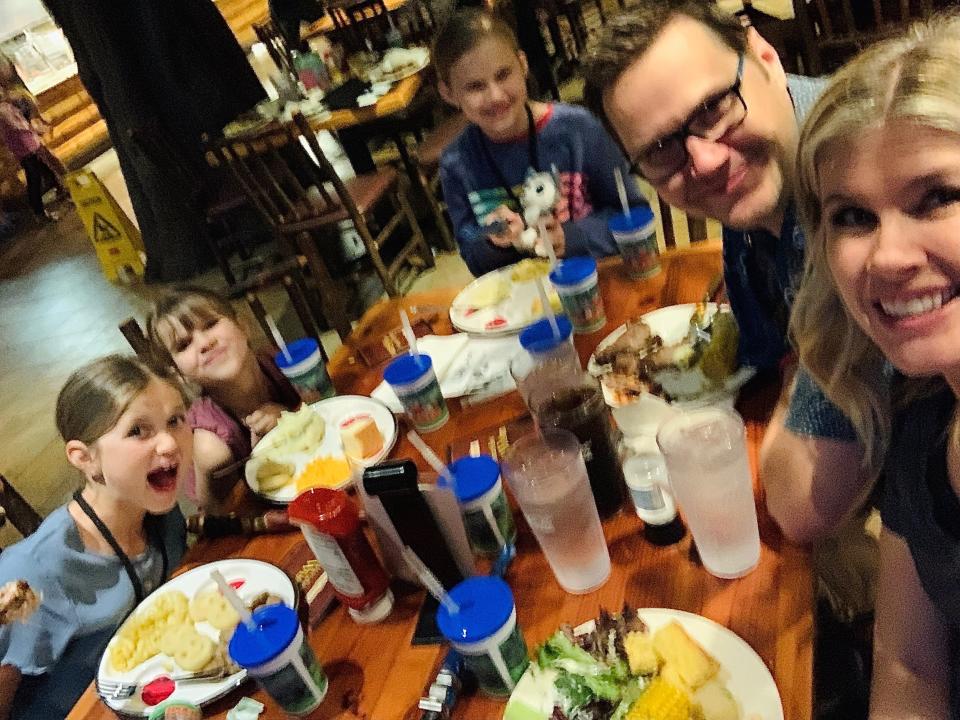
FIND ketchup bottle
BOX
[288,488,394,624]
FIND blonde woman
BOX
[791,14,960,717]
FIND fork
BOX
[97,665,236,700]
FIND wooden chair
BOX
[632,176,716,250]
[655,194,710,249]
[413,112,470,253]
[793,0,948,75]
[536,0,589,57]
[326,0,391,50]
[119,317,156,363]
[0,474,43,539]
[395,0,437,46]
[228,255,331,364]
[207,114,434,307]
[254,20,297,82]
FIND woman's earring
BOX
[92,472,105,484]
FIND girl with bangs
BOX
[147,287,302,511]
[790,13,960,716]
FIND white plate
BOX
[369,46,429,83]
[505,608,783,720]
[450,262,558,336]
[245,395,397,503]
[97,559,297,717]
[588,303,755,408]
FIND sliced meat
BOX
[594,319,660,366]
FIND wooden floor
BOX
[0,211,153,546]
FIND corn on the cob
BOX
[626,677,691,720]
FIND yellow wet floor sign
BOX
[66,169,145,283]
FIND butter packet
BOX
[227,697,266,720]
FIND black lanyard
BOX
[73,491,168,606]
[478,103,540,209]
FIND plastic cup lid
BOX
[274,337,321,370]
[228,603,299,668]
[436,576,514,644]
[383,353,433,386]
[444,455,500,503]
[519,315,573,354]
[549,257,597,287]
[608,205,655,233]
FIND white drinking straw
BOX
[406,430,455,487]
[535,277,560,339]
[539,218,558,269]
[210,569,256,631]
[614,167,631,219]
[265,313,293,363]
[400,308,418,357]
[401,545,460,614]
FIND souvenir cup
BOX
[548,257,606,334]
[609,206,660,279]
[436,577,529,696]
[275,338,335,399]
[383,353,448,432]
[228,604,327,716]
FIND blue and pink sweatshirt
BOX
[439,103,647,276]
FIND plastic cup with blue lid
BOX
[274,337,334,399]
[511,315,582,407]
[442,454,517,556]
[435,576,529,696]
[383,352,448,432]
[609,205,660,280]
[548,257,606,334]
[227,603,327,715]
[519,315,575,357]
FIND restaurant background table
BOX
[67,242,813,720]
[310,71,431,184]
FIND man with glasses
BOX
[584,2,872,551]
[586,12,876,710]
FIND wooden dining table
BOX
[67,242,813,720]
[308,68,429,178]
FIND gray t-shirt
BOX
[785,368,858,442]
[781,74,859,442]
[0,504,186,719]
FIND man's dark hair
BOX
[584,1,748,128]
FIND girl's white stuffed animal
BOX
[515,169,559,256]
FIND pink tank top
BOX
[183,352,302,501]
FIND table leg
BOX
[337,126,378,175]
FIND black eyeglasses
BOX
[630,53,747,181]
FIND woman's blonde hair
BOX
[56,355,186,446]
[791,12,960,476]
